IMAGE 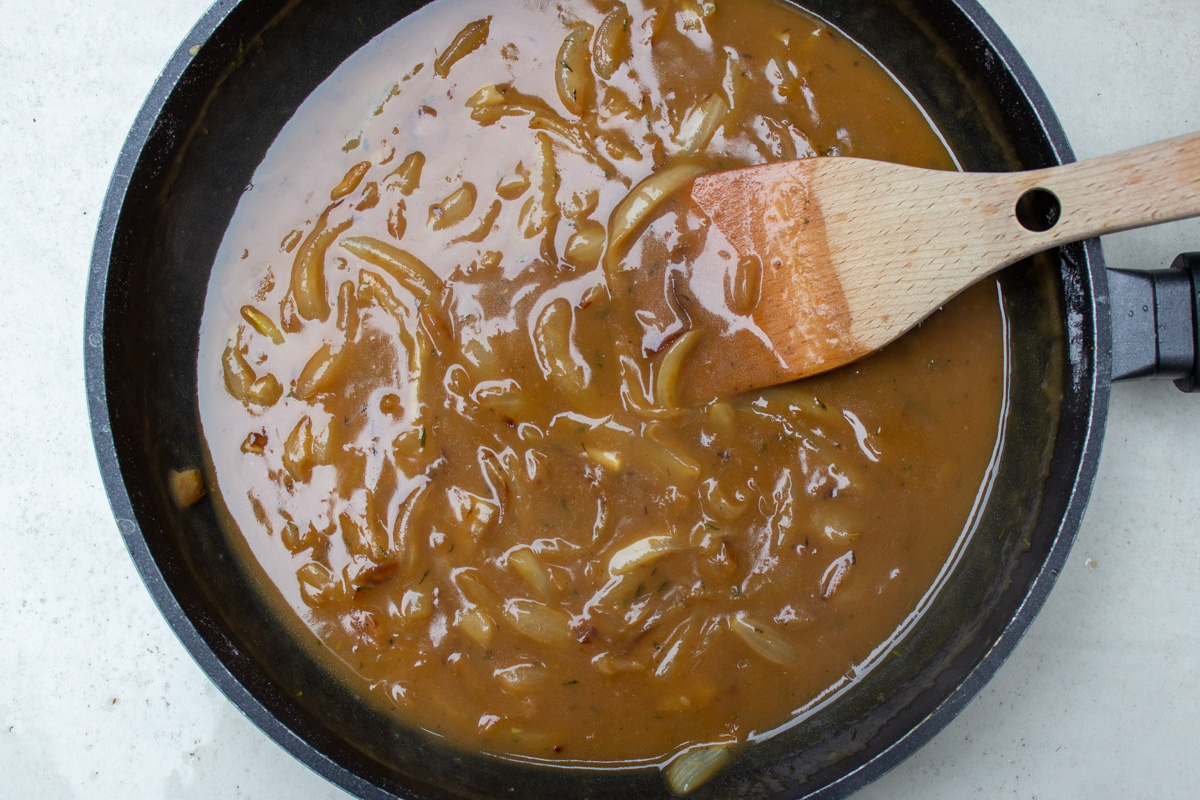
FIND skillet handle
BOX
[1109,252,1200,391]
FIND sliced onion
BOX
[508,548,554,601]
[454,607,496,647]
[433,17,491,78]
[428,182,478,231]
[585,445,623,472]
[246,374,282,407]
[608,535,681,575]
[335,281,358,338]
[564,219,606,269]
[607,162,707,270]
[503,598,573,646]
[330,161,371,201]
[533,297,589,393]
[291,205,351,322]
[493,662,551,694]
[282,416,314,482]
[385,151,425,195]
[496,163,531,199]
[341,236,443,302]
[655,330,701,408]
[593,5,632,80]
[679,93,729,156]
[221,342,255,401]
[294,342,348,400]
[167,468,205,508]
[664,743,735,795]
[296,562,343,607]
[729,611,798,665]
[240,305,284,344]
[555,23,595,116]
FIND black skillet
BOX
[83,0,1200,797]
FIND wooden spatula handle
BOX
[1016,131,1200,250]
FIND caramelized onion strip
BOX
[296,562,344,607]
[607,163,707,270]
[503,598,574,647]
[608,535,682,575]
[294,343,349,400]
[593,5,631,80]
[240,305,284,344]
[532,297,589,394]
[664,744,736,795]
[291,204,352,322]
[221,341,256,401]
[247,374,282,406]
[330,161,371,201]
[454,606,497,647]
[729,612,798,665]
[434,17,491,78]
[679,93,729,156]
[385,151,425,195]
[342,236,443,303]
[655,329,702,408]
[507,548,554,601]
[555,23,594,116]
[429,183,478,231]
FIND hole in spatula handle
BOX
[1015,187,1061,232]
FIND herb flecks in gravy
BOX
[198,0,1004,776]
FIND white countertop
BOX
[2,0,1198,796]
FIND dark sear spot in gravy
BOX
[197,0,1005,786]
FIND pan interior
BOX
[90,0,1096,798]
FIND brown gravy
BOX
[197,0,1006,784]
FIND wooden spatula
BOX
[687,131,1200,398]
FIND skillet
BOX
[84,0,1200,797]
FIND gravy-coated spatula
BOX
[688,131,1200,398]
